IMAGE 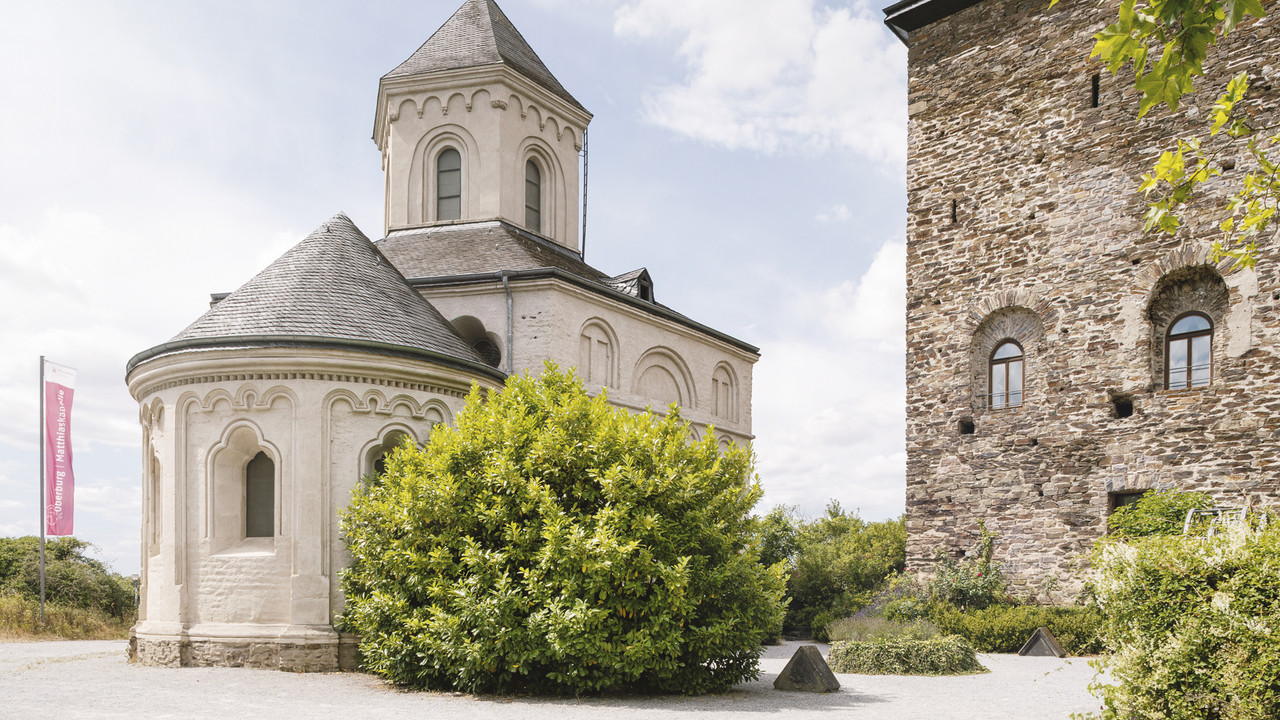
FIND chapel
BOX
[885,0,1280,599]
[126,0,758,670]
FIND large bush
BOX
[339,366,786,695]
[1086,518,1280,719]
[782,503,905,638]
[0,536,134,621]
[1108,489,1214,538]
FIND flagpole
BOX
[38,355,46,626]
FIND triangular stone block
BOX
[1018,626,1067,658]
[773,645,841,693]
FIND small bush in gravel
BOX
[828,636,986,675]
[339,365,786,695]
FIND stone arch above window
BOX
[711,363,738,422]
[970,306,1045,413]
[633,347,695,409]
[449,315,503,369]
[1148,265,1228,391]
[363,425,419,480]
[578,318,618,389]
[413,127,478,225]
[207,422,280,552]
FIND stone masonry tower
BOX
[885,0,1280,600]
[373,0,590,250]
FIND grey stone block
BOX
[773,645,841,693]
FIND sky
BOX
[0,0,907,575]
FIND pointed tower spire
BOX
[384,0,584,113]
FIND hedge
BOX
[828,636,986,675]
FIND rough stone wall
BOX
[903,0,1280,600]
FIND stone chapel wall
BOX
[903,0,1280,599]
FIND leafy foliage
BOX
[1081,0,1273,267]
[0,536,135,621]
[338,365,786,695]
[779,504,906,640]
[1085,516,1280,719]
[825,615,940,643]
[925,522,1011,611]
[930,604,1104,655]
[1107,489,1215,538]
[827,636,986,676]
[0,592,133,641]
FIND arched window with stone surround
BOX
[525,159,542,232]
[989,341,1024,409]
[437,148,462,221]
[245,451,274,538]
[1167,312,1212,390]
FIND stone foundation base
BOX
[136,633,360,672]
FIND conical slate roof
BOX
[165,213,488,367]
[385,0,586,113]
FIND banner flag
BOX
[43,360,76,536]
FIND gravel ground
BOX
[0,640,1106,719]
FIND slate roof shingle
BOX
[385,0,586,114]
[377,221,609,282]
[169,213,487,366]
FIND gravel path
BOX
[0,640,1106,719]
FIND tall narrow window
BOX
[525,159,541,232]
[437,148,462,221]
[245,451,274,538]
[1167,313,1212,389]
[990,341,1024,409]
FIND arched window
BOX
[525,159,541,232]
[245,452,274,538]
[989,341,1023,409]
[437,148,462,221]
[712,365,737,422]
[1167,312,1212,389]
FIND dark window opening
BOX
[245,452,274,538]
[525,159,542,233]
[1111,394,1134,418]
[951,198,958,224]
[373,454,388,478]
[1090,73,1101,108]
[1109,490,1147,516]
[472,338,502,368]
[958,417,975,435]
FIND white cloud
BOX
[751,240,905,520]
[613,0,905,167]
[817,203,852,223]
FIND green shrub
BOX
[1086,518,1280,719]
[338,365,786,695]
[1107,489,1214,538]
[783,504,905,637]
[927,522,1010,611]
[825,615,939,643]
[0,536,135,622]
[828,636,986,675]
[929,604,1103,655]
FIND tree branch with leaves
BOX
[1080,0,1274,268]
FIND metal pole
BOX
[580,127,589,260]
[38,355,46,626]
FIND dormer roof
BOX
[127,213,502,378]
[384,0,586,113]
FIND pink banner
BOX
[44,362,76,536]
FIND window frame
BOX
[989,340,1024,410]
[436,147,462,222]
[524,159,542,233]
[1165,311,1213,391]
